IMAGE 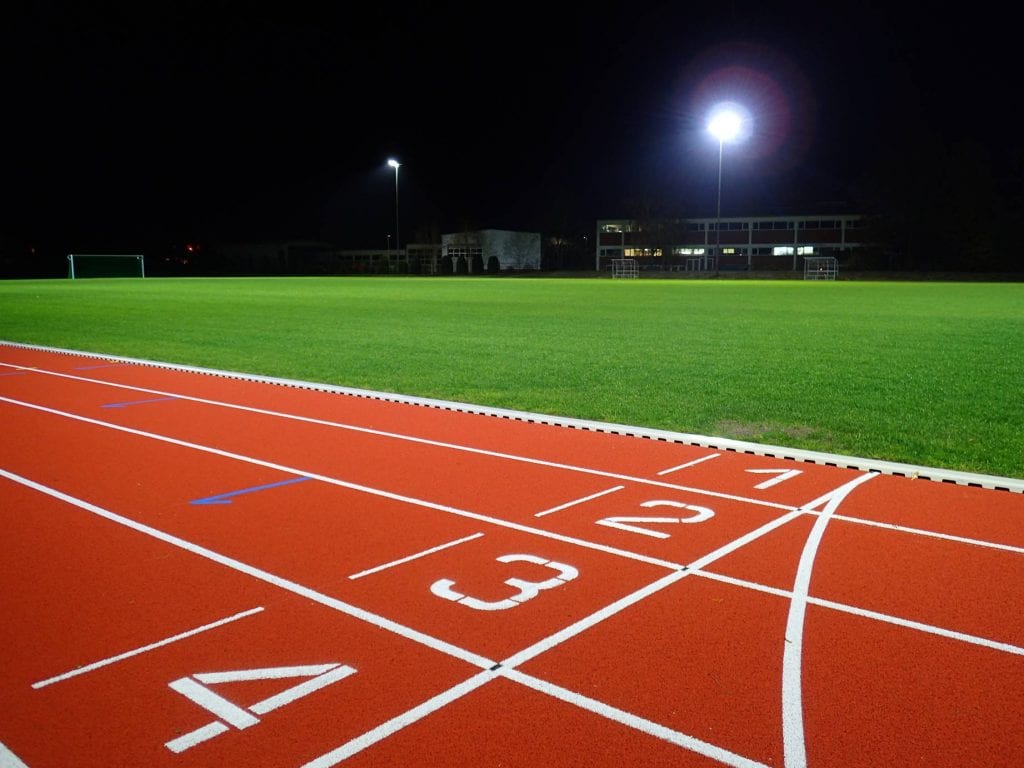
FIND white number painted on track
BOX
[745,468,803,490]
[165,663,356,753]
[596,500,715,539]
[430,554,578,611]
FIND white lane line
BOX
[503,505,809,670]
[301,669,498,768]
[31,606,265,689]
[0,742,29,768]
[502,669,770,768]
[828,513,1024,555]
[348,533,485,580]
[502,569,689,668]
[0,467,495,671]
[657,453,722,475]
[0,363,793,511]
[0,396,689,572]
[781,472,879,768]
[534,485,625,518]
[694,569,1024,657]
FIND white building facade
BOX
[441,229,541,273]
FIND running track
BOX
[1,342,1022,767]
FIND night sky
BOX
[3,1,1020,253]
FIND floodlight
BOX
[708,109,743,143]
[387,158,400,169]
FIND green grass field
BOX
[1,277,1021,478]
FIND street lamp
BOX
[707,105,744,272]
[387,158,401,252]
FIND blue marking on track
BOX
[190,476,312,506]
[101,396,180,409]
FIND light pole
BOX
[707,106,743,273]
[387,158,401,252]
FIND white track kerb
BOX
[2,340,1021,493]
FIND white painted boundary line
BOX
[534,485,625,518]
[0,742,28,768]
[657,453,722,475]
[301,670,498,767]
[0,395,692,572]
[31,606,265,689]
[828,513,1024,555]
[694,570,1024,658]
[503,669,770,768]
[348,533,485,580]
[0,359,795,513]
[0,467,495,671]
[781,472,879,768]
[3,341,1021,493]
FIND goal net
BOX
[67,254,146,279]
[611,258,639,278]
[803,256,837,280]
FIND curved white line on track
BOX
[781,472,878,768]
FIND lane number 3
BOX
[430,554,578,611]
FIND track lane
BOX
[3,344,1024,768]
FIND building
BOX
[441,229,541,273]
[595,214,864,272]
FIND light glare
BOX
[708,110,742,142]
[387,158,400,168]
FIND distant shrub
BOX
[456,255,469,275]
[486,255,501,274]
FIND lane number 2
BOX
[430,554,578,611]
[596,499,715,539]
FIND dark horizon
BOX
[3,2,1021,259]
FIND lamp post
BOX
[387,158,401,252]
[707,107,743,273]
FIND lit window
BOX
[798,246,815,255]
[773,246,794,256]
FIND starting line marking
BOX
[31,606,266,690]
[656,453,722,475]
[348,533,486,580]
[534,485,625,518]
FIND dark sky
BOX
[3,1,1020,251]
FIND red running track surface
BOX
[1,343,1022,767]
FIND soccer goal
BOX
[67,254,146,279]
[611,258,639,278]
[803,255,837,280]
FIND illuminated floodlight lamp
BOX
[386,158,401,250]
[707,108,743,144]
[706,102,749,273]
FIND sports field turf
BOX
[0,276,1021,479]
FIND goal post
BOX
[67,254,146,279]
[803,255,837,280]
[610,258,639,278]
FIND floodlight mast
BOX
[707,108,744,273]
[387,158,401,252]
